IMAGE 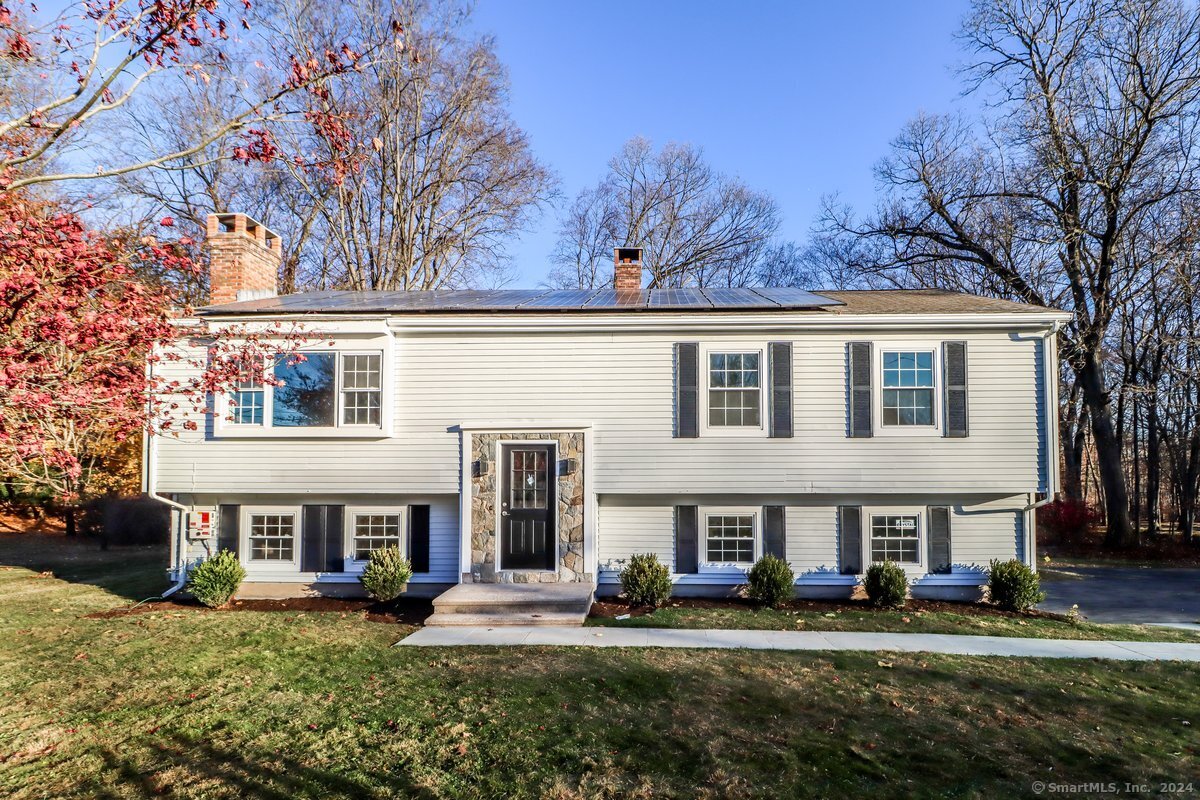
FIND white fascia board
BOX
[176,316,391,337]
[384,312,1074,333]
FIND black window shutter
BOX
[675,342,700,438]
[928,505,952,574]
[768,342,793,438]
[409,504,431,573]
[848,342,873,438]
[838,505,862,575]
[763,506,786,559]
[217,504,239,555]
[674,505,699,573]
[943,341,969,438]
[302,505,344,573]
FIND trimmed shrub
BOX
[187,550,245,608]
[1038,498,1101,544]
[619,553,673,608]
[864,561,908,608]
[746,554,795,608]
[359,545,413,603]
[988,559,1045,611]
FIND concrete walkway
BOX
[398,626,1200,661]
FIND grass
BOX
[1,535,1198,798]
[586,602,1200,643]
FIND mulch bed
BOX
[87,595,433,625]
[589,596,1070,622]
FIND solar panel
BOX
[752,287,844,308]
[199,285,843,314]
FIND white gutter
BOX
[142,358,190,599]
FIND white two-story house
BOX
[149,214,1069,603]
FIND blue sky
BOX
[467,0,976,286]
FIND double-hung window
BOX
[249,512,297,562]
[225,350,384,432]
[881,350,935,427]
[230,364,264,425]
[341,354,382,426]
[707,351,762,428]
[704,511,757,565]
[869,513,920,564]
[350,510,403,561]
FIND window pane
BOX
[231,389,264,425]
[249,513,295,561]
[882,352,934,426]
[708,351,761,427]
[705,514,755,563]
[272,353,336,427]
[869,514,919,564]
[340,354,382,426]
[353,512,402,560]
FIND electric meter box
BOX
[187,508,217,539]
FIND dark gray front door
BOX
[500,445,556,570]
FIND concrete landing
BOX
[425,583,594,627]
[398,626,1200,661]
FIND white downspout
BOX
[142,359,190,600]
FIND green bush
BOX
[359,546,413,602]
[864,561,908,608]
[988,559,1045,611]
[187,550,245,608]
[746,554,795,607]
[619,553,673,608]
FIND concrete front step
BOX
[424,611,588,627]
[427,583,593,627]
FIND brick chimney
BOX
[206,212,281,305]
[614,247,643,291]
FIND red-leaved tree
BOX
[0,191,311,525]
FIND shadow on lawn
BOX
[91,732,434,800]
[0,532,168,602]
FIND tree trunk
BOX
[1060,384,1087,501]
[1077,354,1137,547]
[64,506,76,538]
[1146,398,1161,536]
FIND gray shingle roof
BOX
[196,287,1063,316]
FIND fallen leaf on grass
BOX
[877,660,893,668]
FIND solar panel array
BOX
[200,287,844,315]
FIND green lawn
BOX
[1,535,1198,798]
[587,602,1200,643]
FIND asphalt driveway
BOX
[1040,565,1200,624]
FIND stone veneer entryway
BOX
[468,431,589,584]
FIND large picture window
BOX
[705,512,756,564]
[249,513,296,561]
[225,350,384,431]
[707,351,761,427]
[881,350,935,426]
[870,514,920,564]
[273,353,337,427]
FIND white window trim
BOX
[864,506,925,574]
[699,343,767,438]
[874,343,941,437]
[214,338,392,439]
[699,506,761,572]
[240,505,301,572]
[343,506,407,570]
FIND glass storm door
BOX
[500,445,556,570]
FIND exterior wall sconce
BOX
[558,457,578,476]
[472,459,489,478]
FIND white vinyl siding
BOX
[157,326,1047,495]
[595,496,1025,582]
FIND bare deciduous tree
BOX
[812,0,1200,547]
[550,137,799,289]
[270,0,555,290]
